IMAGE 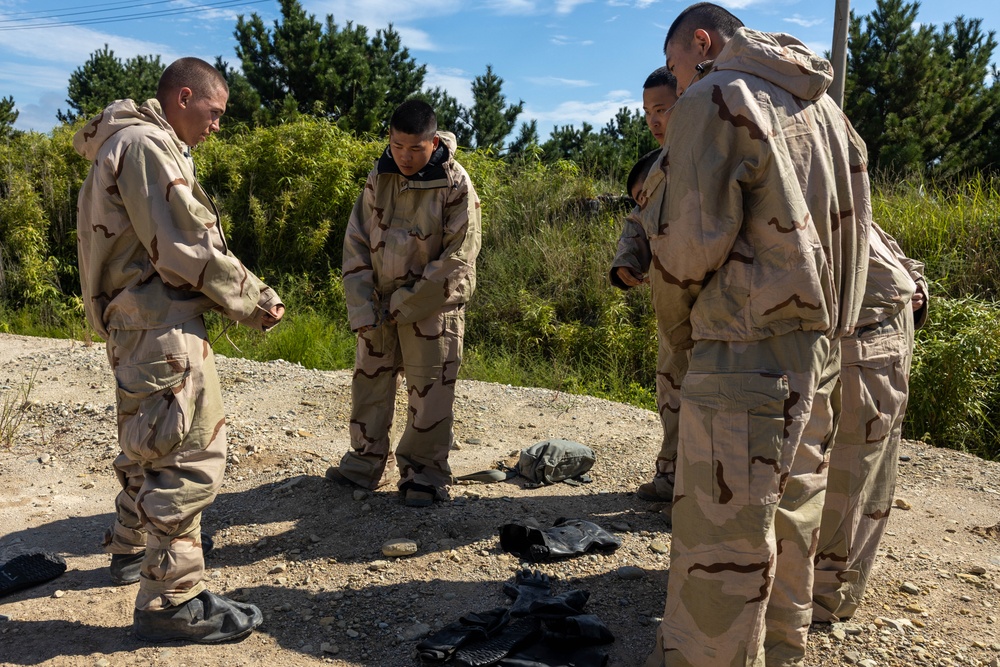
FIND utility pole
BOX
[830,0,850,107]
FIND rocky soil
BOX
[0,332,998,667]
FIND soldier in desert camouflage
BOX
[642,3,871,666]
[75,57,283,643]
[326,99,481,508]
[812,224,928,623]
[610,67,689,506]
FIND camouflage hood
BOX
[709,28,834,102]
[72,98,182,162]
[376,131,458,182]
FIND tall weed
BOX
[875,174,1000,299]
[908,295,1000,459]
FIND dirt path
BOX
[0,333,998,667]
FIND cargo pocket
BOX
[841,331,908,445]
[115,355,192,462]
[681,371,790,506]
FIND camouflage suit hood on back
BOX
[74,98,281,339]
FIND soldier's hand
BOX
[262,304,285,328]
[911,284,926,312]
[616,266,647,288]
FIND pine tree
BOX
[0,96,18,140]
[234,0,426,134]
[57,45,163,123]
[845,0,999,175]
[463,65,524,151]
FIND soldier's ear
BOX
[177,87,194,109]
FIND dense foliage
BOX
[4,0,1000,455]
[233,0,425,134]
[0,96,18,140]
[1,120,999,457]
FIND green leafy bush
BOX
[4,120,1000,455]
[195,117,381,275]
[908,295,1000,459]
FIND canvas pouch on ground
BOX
[516,439,595,486]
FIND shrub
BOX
[195,117,382,275]
[907,295,1000,459]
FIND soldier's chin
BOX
[399,166,417,176]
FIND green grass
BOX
[3,121,1000,458]
[875,174,1000,300]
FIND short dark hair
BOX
[390,99,437,139]
[156,57,228,102]
[626,149,661,199]
[664,2,744,54]
[643,66,677,92]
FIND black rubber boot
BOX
[110,533,214,586]
[133,590,262,644]
[452,616,541,667]
[417,607,510,663]
[0,552,67,598]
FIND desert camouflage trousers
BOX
[649,324,690,498]
[103,317,226,611]
[339,305,464,498]
[813,307,913,622]
[646,331,840,667]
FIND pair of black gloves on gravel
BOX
[416,569,613,667]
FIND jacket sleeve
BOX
[238,283,285,332]
[114,135,263,323]
[610,212,651,290]
[877,224,929,329]
[388,170,482,324]
[342,172,378,331]
[650,88,769,350]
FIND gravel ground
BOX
[0,332,998,667]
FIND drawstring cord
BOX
[211,318,242,354]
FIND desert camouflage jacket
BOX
[74,98,281,339]
[641,28,870,350]
[342,131,481,331]
[863,223,928,329]
[610,209,652,290]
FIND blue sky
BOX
[1,0,998,140]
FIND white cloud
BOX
[394,25,438,51]
[525,75,595,87]
[550,34,594,46]
[527,88,637,127]
[784,15,824,28]
[480,0,537,15]
[713,0,771,10]
[12,90,65,132]
[555,0,593,14]
[0,15,177,64]
[608,0,658,7]
[424,64,473,106]
[0,62,69,90]
[306,0,464,26]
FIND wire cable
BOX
[0,0,271,31]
